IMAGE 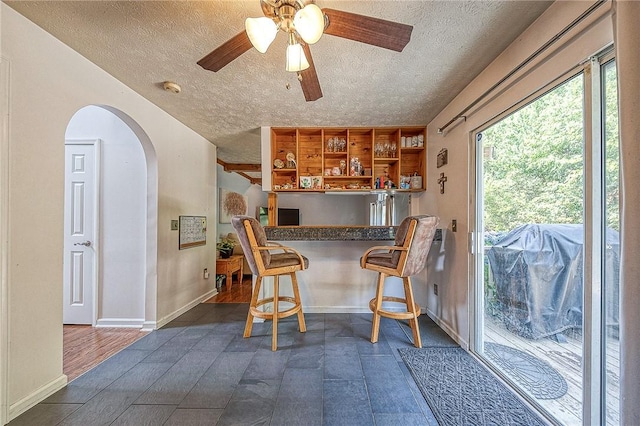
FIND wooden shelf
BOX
[324,175,371,179]
[270,126,426,192]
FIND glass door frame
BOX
[469,50,615,426]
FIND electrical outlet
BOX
[171,220,179,230]
[451,219,457,232]
[203,268,209,279]
[434,283,438,295]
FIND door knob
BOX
[74,241,92,247]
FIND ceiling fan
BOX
[197,0,413,102]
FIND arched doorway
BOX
[63,105,157,329]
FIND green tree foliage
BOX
[604,62,620,231]
[481,70,619,232]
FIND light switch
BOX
[452,219,457,232]
[171,220,179,230]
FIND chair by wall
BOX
[361,215,439,348]
[231,215,308,351]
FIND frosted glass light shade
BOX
[293,4,324,44]
[285,43,309,72]
[245,17,278,53]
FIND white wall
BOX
[1,4,217,420]
[421,1,613,347]
[216,164,267,238]
[66,106,147,325]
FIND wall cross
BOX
[438,172,448,194]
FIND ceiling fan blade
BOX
[299,44,323,102]
[322,8,413,52]
[197,31,253,72]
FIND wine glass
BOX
[327,138,334,152]
[391,142,397,158]
[339,159,346,176]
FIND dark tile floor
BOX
[9,303,458,426]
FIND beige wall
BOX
[1,4,217,420]
[420,0,613,347]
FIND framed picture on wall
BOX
[437,148,448,168]
[219,188,249,223]
[179,215,207,249]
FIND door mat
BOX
[485,342,568,400]
[399,347,547,426]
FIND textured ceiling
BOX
[6,0,552,166]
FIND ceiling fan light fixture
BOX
[245,16,278,53]
[293,4,324,44]
[285,40,309,72]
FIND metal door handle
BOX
[74,241,92,247]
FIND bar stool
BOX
[361,215,439,348]
[231,215,308,351]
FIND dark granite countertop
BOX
[265,226,442,242]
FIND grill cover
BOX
[486,224,619,339]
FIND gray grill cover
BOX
[486,224,619,339]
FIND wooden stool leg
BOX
[290,272,306,333]
[244,275,262,338]
[272,275,279,351]
[371,272,386,344]
[403,276,421,348]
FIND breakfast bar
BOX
[259,225,442,313]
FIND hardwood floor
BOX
[63,275,252,381]
[204,274,252,303]
[63,326,148,381]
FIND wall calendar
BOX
[179,215,207,249]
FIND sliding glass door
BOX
[473,55,619,425]
[602,59,619,426]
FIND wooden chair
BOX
[231,215,308,351]
[361,215,439,348]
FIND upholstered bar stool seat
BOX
[231,215,308,351]
[361,215,439,348]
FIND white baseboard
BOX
[304,306,371,314]
[154,288,218,330]
[304,304,419,314]
[425,307,469,350]
[95,318,145,328]
[8,374,67,422]
[141,321,157,332]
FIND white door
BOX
[63,141,98,324]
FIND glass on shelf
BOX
[327,138,334,152]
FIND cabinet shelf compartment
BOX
[399,148,425,190]
[400,127,426,148]
[271,169,297,190]
[271,128,298,174]
[323,175,373,191]
[373,158,399,189]
[323,128,348,153]
[373,128,399,159]
[347,129,373,172]
[298,128,323,177]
